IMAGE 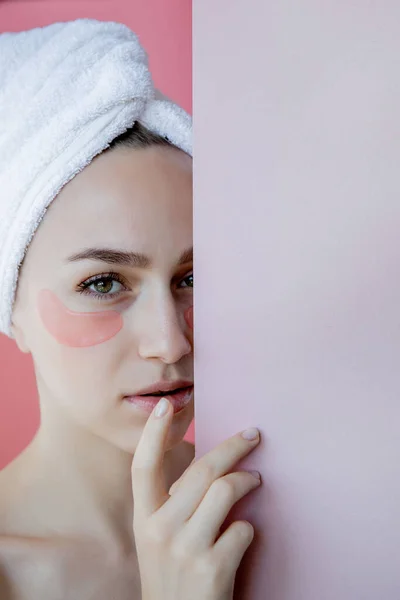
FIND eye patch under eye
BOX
[37,289,123,347]
[185,305,193,330]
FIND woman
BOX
[0,19,261,599]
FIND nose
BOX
[137,290,192,364]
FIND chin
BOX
[108,400,194,455]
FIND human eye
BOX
[77,272,129,300]
[179,272,193,289]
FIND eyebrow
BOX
[66,247,193,268]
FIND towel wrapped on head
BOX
[0,18,192,337]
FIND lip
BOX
[123,380,194,415]
[129,380,194,397]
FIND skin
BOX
[37,289,124,347]
[0,143,195,599]
[184,305,193,331]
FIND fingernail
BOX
[241,428,259,441]
[155,397,169,418]
[249,470,261,480]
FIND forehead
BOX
[33,145,193,256]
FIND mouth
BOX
[123,381,194,415]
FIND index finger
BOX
[131,397,173,519]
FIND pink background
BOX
[194,1,400,599]
[3,3,400,598]
[0,0,193,469]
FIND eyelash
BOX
[77,271,127,300]
[77,271,193,301]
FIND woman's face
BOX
[12,144,193,452]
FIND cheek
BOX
[184,305,193,330]
[37,289,123,347]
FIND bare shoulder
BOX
[0,455,28,535]
[0,534,53,600]
[0,533,139,600]
[0,540,13,600]
[0,462,47,598]
[0,461,18,534]
[0,560,12,599]
[0,535,65,600]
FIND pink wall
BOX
[0,0,193,469]
[194,1,400,599]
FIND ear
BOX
[10,319,31,354]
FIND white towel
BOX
[0,18,192,337]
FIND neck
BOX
[18,390,182,555]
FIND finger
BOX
[131,397,173,519]
[182,471,261,550]
[155,430,260,526]
[212,520,255,573]
[199,429,260,482]
[168,457,196,495]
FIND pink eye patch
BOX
[185,305,193,330]
[37,289,123,347]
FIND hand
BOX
[131,397,261,600]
